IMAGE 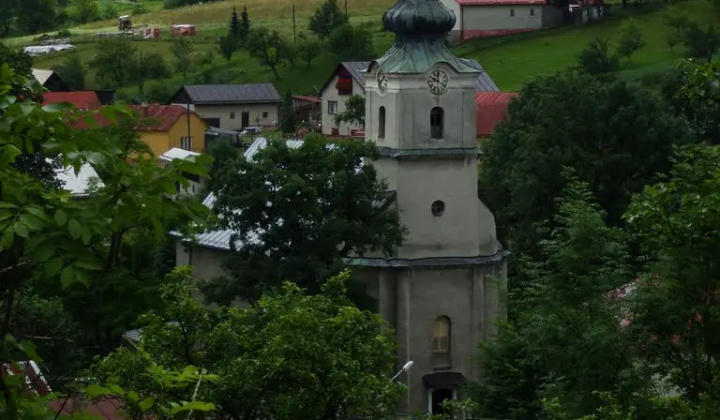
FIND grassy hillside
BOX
[11,0,720,97]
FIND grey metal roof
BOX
[177,137,396,251]
[182,83,282,105]
[465,59,500,92]
[341,61,372,88]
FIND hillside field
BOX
[5,0,719,97]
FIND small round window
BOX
[431,200,445,217]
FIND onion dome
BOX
[382,0,456,38]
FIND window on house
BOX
[230,112,235,119]
[181,136,192,151]
[328,101,338,115]
[433,316,451,353]
[263,111,268,118]
[378,106,386,138]
[430,107,444,139]
[530,8,535,16]
[510,8,515,16]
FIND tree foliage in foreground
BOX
[94,267,403,420]
[479,70,691,276]
[0,64,215,418]
[204,135,404,304]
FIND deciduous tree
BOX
[616,18,645,63]
[170,36,196,78]
[245,28,286,79]
[309,0,347,39]
[89,38,137,88]
[334,94,365,128]
[327,23,375,60]
[204,135,404,303]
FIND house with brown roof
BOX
[77,104,209,156]
[170,83,282,131]
[43,91,102,110]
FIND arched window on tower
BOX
[433,316,451,353]
[431,107,444,139]
[378,106,386,139]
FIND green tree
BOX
[663,7,689,51]
[128,51,170,95]
[204,135,404,303]
[473,174,640,419]
[297,34,321,67]
[170,36,196,78]
[52,50,86,91]
[334,94,365,128]
[239,5,250,44]
[245,28,286,80]
[100,0,118,19]
[577,38,620,78]
[309,0,347,39]
[280,90,296,134]
[97,267,404,420]
[89,37,137,88]
[228,6,239,37]
[478,70,691,280]
[625,144,720,402]
[326,24,375,60]
[15,0,56,34]
[616,18,645,63]
[72,0,100,24]
[681,21,720,63]
[0,0,18,37]
[218,34,238,63]
[665,61,720,143]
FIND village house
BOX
[319,60,502,137]
[159,147,204,196]
[176,0,510,411]
[32,68,69,92]
[170,84,281,131]
[129,105,209,156]
[439,0,564,42]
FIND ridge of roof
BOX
[179,83,282,104]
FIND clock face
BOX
[427,69,449,95]
[376,70,388,94]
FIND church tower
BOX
[353,0,509,414]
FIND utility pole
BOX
[345,0,348,17]
[292,4,296,43]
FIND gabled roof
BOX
[173,84,282,105]
[465,59,501,92]
[128,105,190,132]
[32,68,55,85]
[475,92,517,137]
[43,91,101,109]
[319,61,372,94]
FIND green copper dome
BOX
[374,0,480,74]
[383,0,456,37]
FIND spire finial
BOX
[382,0,456,38]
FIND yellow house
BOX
[130,104,209,156]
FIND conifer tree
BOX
[239,5,250,43]
[229,6,240,37]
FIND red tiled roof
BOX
[458,0,545,5]
[48,397,131,420]
[43,91,102,109]
[74,104,191,132]
[475,92,517,137]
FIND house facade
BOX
[319,61,370,136]
[439,0,564,43]
[170,84,281,131]
[130,105,209,156]
[319,60,501,137]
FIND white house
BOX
[159,147,204,196]
[439,0,564,43]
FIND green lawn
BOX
[458,0,719,90]
[19,0,720,98]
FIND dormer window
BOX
[431,107,444,139]
[378,106,386,139]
